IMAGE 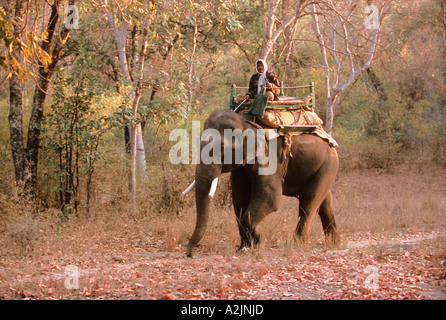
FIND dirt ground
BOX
[0,165,445,300]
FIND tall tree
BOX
[5,0,77,199]
[165,0,248,107]
[5,0,27,188]
[103,0,153,200]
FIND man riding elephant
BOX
[244,59,281,102]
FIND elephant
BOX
[184,110,339,257]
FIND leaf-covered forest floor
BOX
[1,230,444,300]
[0,165,445,300]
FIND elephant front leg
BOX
[233,172,282,251]
[231,170,254,250]
[237,210,263,250]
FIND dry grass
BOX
[333,164,446,237]
[0,160,445,299]
[1,163,445,258]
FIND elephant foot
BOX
[236,246,252,255]
[186,244,195,258]
[324,230,342,249]
[236,235,260,254]
[293,231,309,245]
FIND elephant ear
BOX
[240,124,275,165]
[221,130,245,165]
[220,129,255,166]
[241,129,270,165]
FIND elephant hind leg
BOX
[318,190,339,245]
[295,184,330,243]
[295,201,318,243]
[296,190,339,246]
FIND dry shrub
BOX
[149,163,195,216]
[0,197,59,256]
[333,163,446,237]
[337,137,404,171]
[358,139,404,169]
[3,215,39,255]
[158,175,188,215]
[212,174,232,209]
[432,132,446,166]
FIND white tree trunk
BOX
[129,124,137,197]
[136,123,146,174]
[105,10,148,199]
[128,123,147,198]
[188,15,199,109]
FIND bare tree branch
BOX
[260,0,307,59]
[310,0,384,134]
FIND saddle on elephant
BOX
[260,102,337,149]
[236,90,338,149]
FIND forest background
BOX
[0,0,445,300]
[1,0,444,216]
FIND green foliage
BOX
[42,74,109,217]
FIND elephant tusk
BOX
[182,180,195,195]
[208,177,219,198]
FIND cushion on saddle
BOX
[258,109,324,128]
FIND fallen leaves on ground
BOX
[0,231,444,300]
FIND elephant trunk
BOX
[186,165,221,257]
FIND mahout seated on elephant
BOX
[243,59,281,103]
[183,110,339,257]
